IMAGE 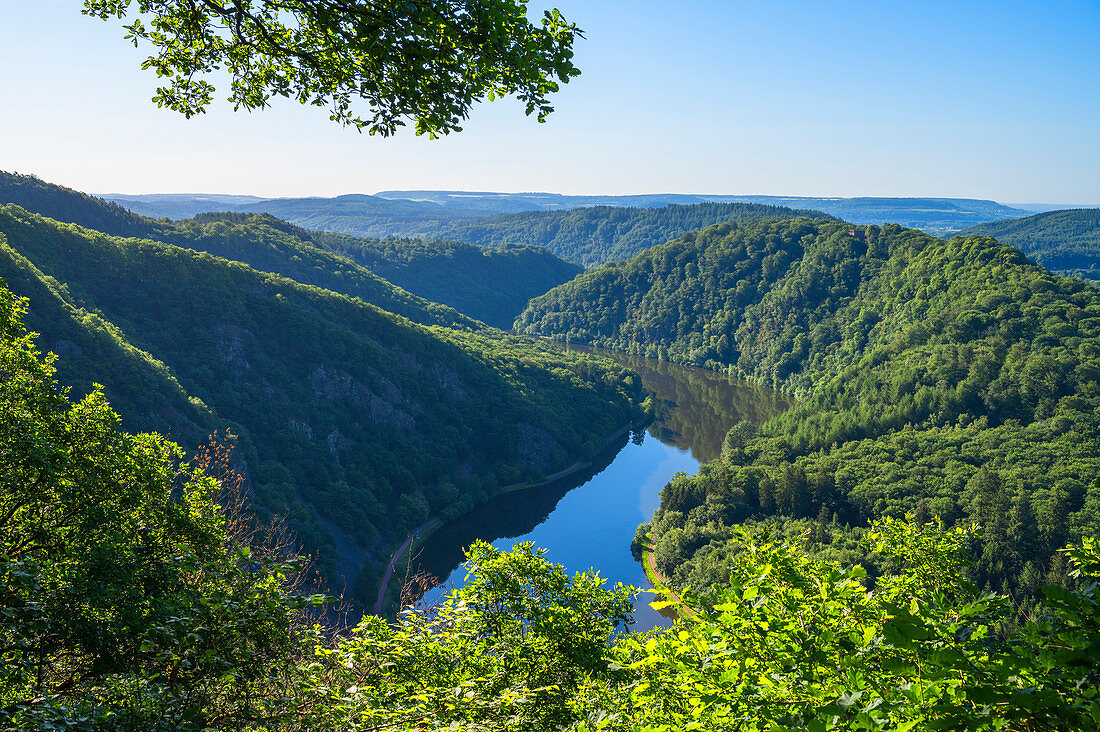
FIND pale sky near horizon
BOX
[1,0,1097,203]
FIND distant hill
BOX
[375,190,726,214]
[1,171,158,238]
[704,196,1030,235]
[434,202,831,268]
[310,231,582,327]
[6,173,578,327]
[101,192,268,219]
[380,191,1032,236]
[101,191,486,237]
[958,208,1100,281]
[101,187,1032,240]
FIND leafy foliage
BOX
[83,0,583,136]
[588,519,1100,731]
[296,542,633,731]
[0,287,314,731]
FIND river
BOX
[410,346,788,630]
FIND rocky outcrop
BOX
[213,324,251,378]
[326,428,353,455]
[431,362,467,399]
[310,365,414,429]
[515,422,567,473]
[287,418,314,441]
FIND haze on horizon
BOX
[1,0,1097,205]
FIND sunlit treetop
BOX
[82,0,583,137]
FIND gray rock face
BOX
[515,422,567,472]
[213,324,251,377]
[309,365,414,429]
[287,418,314,441]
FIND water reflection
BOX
[413,432,629,586]
[561,344,790,464]
[410,346,788,630]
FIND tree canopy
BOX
[83,0,582,136]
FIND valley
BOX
[3,170,1099,730]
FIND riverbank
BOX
[643,533,696,620]
[373,422,635,616]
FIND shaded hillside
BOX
[0,205,645,605]
[158,212,479,328]
[438,203,828,267]
[311,233,582,327]
[520,217,1100,600]
[0,171,157,238]
[0,239,214,444]
[959,208,1100,280]
[3,174,577,328]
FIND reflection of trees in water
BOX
[410,433,628,587]
[409,347,789,599]
[561,345,790,463]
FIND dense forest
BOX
[306,229,582,327]
[435,202,829,267]
[5,297,1100,729]
[959,208,1100,281]
[1,172,581,328]
[0,204,646,606]
[4,181,1099,729]
[519,217,1100,602]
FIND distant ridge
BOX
[434,202,832,268]
[377,191,1032,235]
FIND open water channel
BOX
[412,346,788,630]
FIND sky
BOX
[1,0,1097,203]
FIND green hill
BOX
[305,231,582,327]
[435,202,829,267]
[0,171,158,238]
[380,191,1029,236]
[519,217,1100,599]
[0,205,644,606]
[3,173,580,328]
[958,208,1100,281]
[0,237,215,444]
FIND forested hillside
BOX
[0,170,158,238]
[7,229,1100,732]
[2,173,580,327]
[436,202,828,267]
[0,205,645,605]
[307,231,582,327]
[959,208,1100,281]
[520,217,1100,600]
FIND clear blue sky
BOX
[1,0,1097,203]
